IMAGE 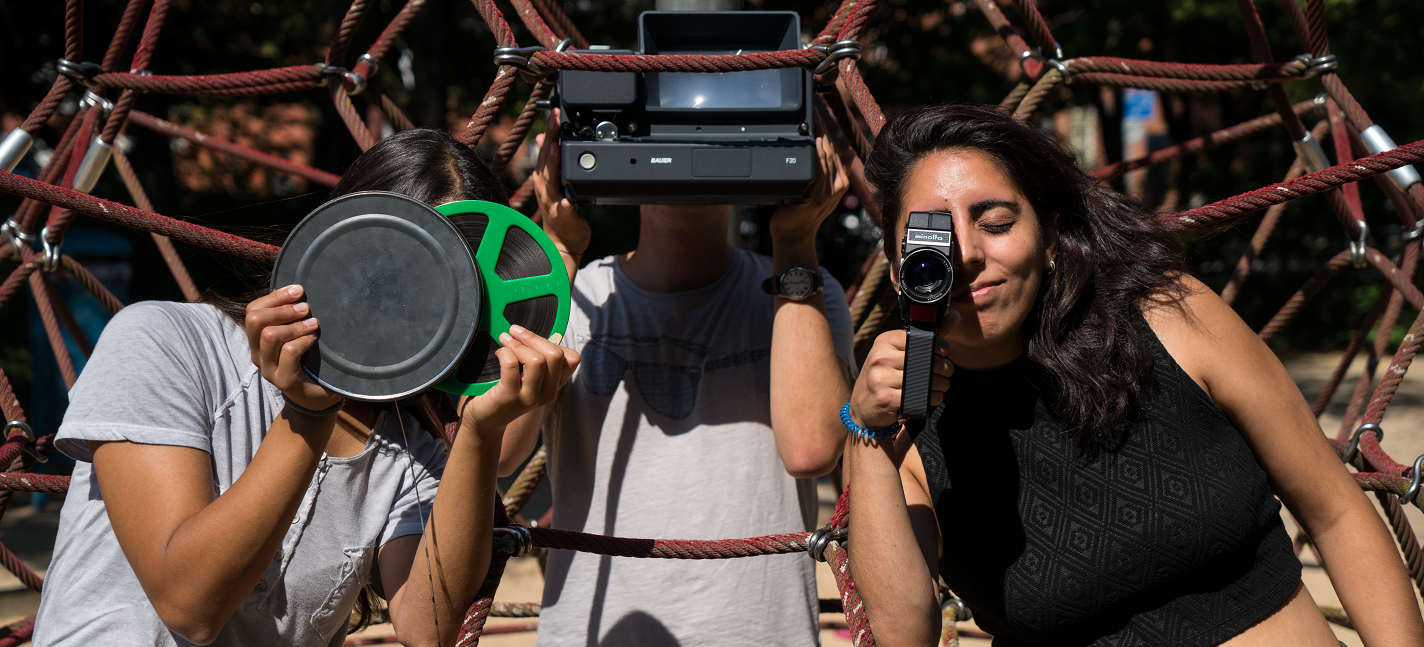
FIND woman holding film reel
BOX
[843,105,1424,646]
[33,129,579,647]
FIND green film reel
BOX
[434,200,572,397]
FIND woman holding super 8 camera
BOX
[844,105,1424,646]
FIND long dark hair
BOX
[204,129,509,631]
[864,104,1190,445]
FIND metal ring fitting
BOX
[78,90,114,116]
[313,63,349,88]
[1042,41,1065,62]
[341,71,367,96]
[39,226,62,273]
[941,596,972,622]
[807,525,848,562]
[1046,58,1072,84]
[494,46,549,81]
[1,218,30,259]
[1311,91,1330,116]
[1342,422,1383,465]
[1306,54,1338,77]
[1348,221,1370,269]
[812,40,862,76]
[357,53,380,77]
[56,59,102,87]
[1401,454,1424,507]
[554,38,573,53]
[493,524,534,556]
[3,421,48,464]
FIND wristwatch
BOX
[761,266,824,300]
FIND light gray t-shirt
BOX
[33,302,446,647]
[538,249,855,646]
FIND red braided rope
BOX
[1155,138,1424,233]
[0,370,24,424]
[528,48,826,73]
[90,66,323,94]
[0,472,71,495]
[327,0,373,66]
[0,171,280,263]
[112,147,203,302]
[1009,0,1057,56]
[528,527,812,559]
[100,0,149,73]
[28,270,78,389]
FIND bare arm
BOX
[845,328,954,646]
[1146,277,1424,647]
[384,326,579,647]
[769,136,853,477]
[93,285,343,644]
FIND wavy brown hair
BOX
[864,103,1191,445]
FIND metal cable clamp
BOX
[342,54,381,95]
[3,421,48,464]
[494,46,550,82]
[56,59,102,88]
[1293,53,1339,78]
[1018,42,1067,82]
[313,63,349,88]
[942,596,972,622]
[493,523,534,556]
[807,525,847,562]
[0,218,33,259]
[811,40,862,76]
[0,129,34,173]
[1342,422,1383,466]
[1400,454,1424,507]
[1348,221,1370,269]
[39,226,62,273]
[79,90,115,117]
[1359,123,1423,196]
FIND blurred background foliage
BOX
[1,0,1423,408]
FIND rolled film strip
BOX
[435,199,571,397]
[270,192,569,401]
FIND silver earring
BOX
[1048,259,1057,273]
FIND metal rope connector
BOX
[0,129,34,173]
[941,596,971,622]
[807,525,847,562]
[39,226,62,273]
[313,63,349,88]
[1348,220,1370,269]
[1293,53,1339,78]
[1359,124,1423,196]
[1400,454,1424,508]
[342,54,379,96]
[494,523,534,556]
[1019,44,1071,84]
[3,421,48,464]
[72,136,115,195]
[1342,422,1383,466]
[0,218,32,260]
[79,90,115,117]
[494,46,550,82]
[811,40,862,76]
[1292,131,1331,174]
[56,59,102,88]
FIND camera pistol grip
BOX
[902,326,937,419]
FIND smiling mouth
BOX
[951,283,999,301]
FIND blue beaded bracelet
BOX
[840,402,901,440]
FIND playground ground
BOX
[1,351,1422,646]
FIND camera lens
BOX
[902,250,951,302]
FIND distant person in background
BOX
[33,129,579,647]
[498,110,853,645]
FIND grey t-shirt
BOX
[538,249,855,646]
[33,302,446,647]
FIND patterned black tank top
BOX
[909,323,1301,646]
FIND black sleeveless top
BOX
[910,325,1300,647]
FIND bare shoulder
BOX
[1139,274,1269,399]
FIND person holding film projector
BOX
[33,130,578,647]
[844,104,1424,646]
[499,107,855,644]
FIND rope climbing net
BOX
[1,1,1423,645]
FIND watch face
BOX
[782,268,814,300]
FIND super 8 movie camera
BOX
[556,11,816,205]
